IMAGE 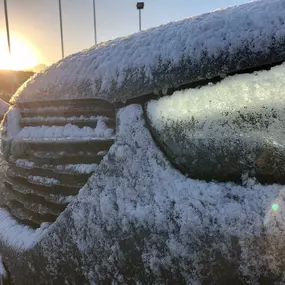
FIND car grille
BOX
[2,99,116,228]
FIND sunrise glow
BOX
[0,32,39,70]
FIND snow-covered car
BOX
[1,0,285,284]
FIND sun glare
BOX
[0,32,39,70]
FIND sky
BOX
[0,0,251,69]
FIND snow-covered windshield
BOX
[146,63,285,183]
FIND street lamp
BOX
[58,0,64,58]
[136,2,144,32]
[93,0,97,45]
[4,0,11,69]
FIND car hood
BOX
[11,0,285,105]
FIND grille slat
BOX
[2,185,66,216]
[16,151,105,165]
[21,104,114,118]
[20,116,116,128]
[4,179,73,204]
[10,157,99,173]
[8,163,94,185]
[13,139,115,153]
[4,205,42,228]
[7,167,86,188]
[5,177,78,196]
[5,200,57,228]
[3,100,116,228]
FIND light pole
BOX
[4,0,11,69]
[136,2,144,32]
[93,0,97,45]
[58,0,64,58]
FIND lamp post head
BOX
[136,2,144,9]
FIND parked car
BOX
[1,0,285,284]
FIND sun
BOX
[0,32,39,70]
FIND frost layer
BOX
[39,105,285,284]
[11,0,285,104]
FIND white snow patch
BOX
[15,159,35,169]
[21,115,109,124]
[53,164,98,174]
[28,176,60,186]
[0,208,46,250]
[14,123,114,141]
[15,159,98,174]
[97,150,108,156]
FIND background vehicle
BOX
[1,0,285,284]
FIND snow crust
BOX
[38,105,285,283]
[11,0,285,104]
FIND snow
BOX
[27,176,60,186]
[13,122,114,141]
[15,159,98,174]
[147,63,285,131]
[0,106,21,160]
[2,106,21,138]
[0,104,285,282]
[15,159,35,169]
[146,62,285,152]
[21,115,110,124]
[37,105,285,283]
[11,0,285,104]
[54,164,98,174]
[0,208,46,250]
[0,256,7,279]
[0,99,9,118]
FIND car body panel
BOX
[1,0,285,284]
[2,105,285,284]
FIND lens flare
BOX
[272,204,279,212]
